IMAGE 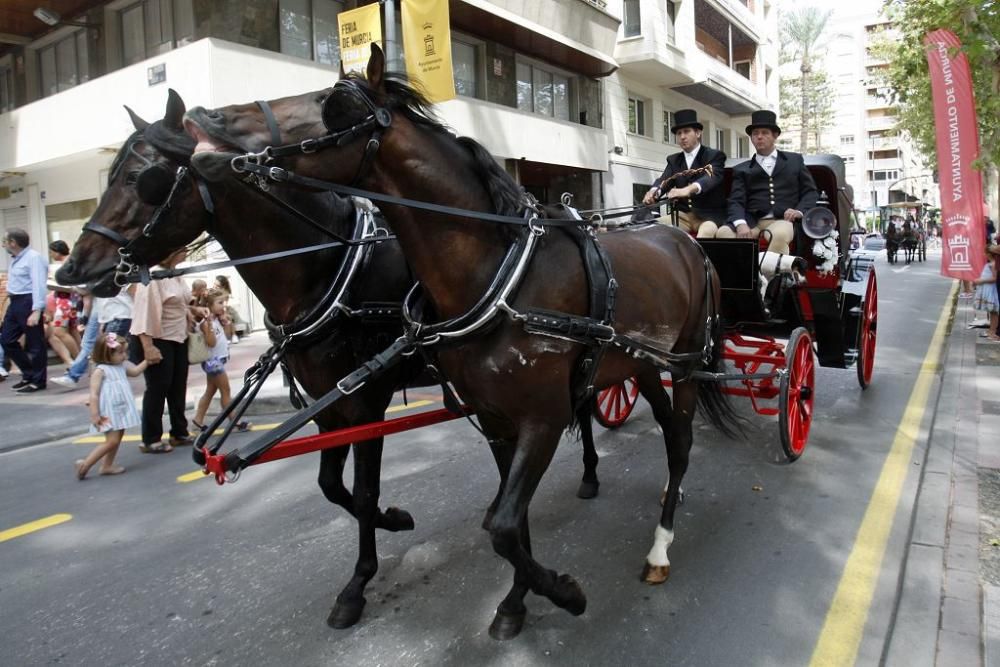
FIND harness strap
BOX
[233,159,587,229]
[256,100,283,146]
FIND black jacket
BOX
[652,145,727,221]
[726,151,818,228]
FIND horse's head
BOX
[56,89,207,296]
[187,45,406,187]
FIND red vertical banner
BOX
[924,29,986,280]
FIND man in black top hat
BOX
[717,109,818,255]
[641,109,726,237]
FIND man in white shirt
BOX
[718,110,818,255]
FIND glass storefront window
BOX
[453,40,477,97]
[46,200,98,251]
[280,0,343,65]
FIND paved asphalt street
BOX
[0,248,980,665]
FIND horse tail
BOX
[695,271,745,439]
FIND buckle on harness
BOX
[268,166,289,182]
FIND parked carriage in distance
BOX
[595,155,878,460]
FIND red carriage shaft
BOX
[201,407,466,484]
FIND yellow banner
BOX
[401,0,456,103]
[338,3,383,75]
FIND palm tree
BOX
[781,7,834,152]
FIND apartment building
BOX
[814,6,937,229]
[605,0,779,208]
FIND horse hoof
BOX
[488,609,526,640]
[641,563,671,585]
[327,597,366,629]
[576,480,599,499]
[381,506,415,532]
[551,574,587,616]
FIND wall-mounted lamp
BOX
[612,145,624,155]
[33,7,101,33]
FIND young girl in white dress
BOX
[192,288,251,433]
[76,332,148,480]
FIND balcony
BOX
[455,0,620,77]
[671,51,765,115]
[865,95,892,110]
[866,115,898,131]
[704,0,763,42]
[0,39,340,172]
[870,157,902,171]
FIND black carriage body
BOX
[699,155,872,370]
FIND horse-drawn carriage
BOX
[58,50,878,639]
[595,155,878,460]
[886,220,927,264]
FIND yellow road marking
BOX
[177,470,208,483]
[76,400,438,444]
[0,513,73,543]
[809,282,956,666]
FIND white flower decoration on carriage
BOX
[812,231,839,276]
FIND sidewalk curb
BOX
[883,290,957,664]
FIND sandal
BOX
[235,420,252,433]
[139,441,174,454]
[75,459,87,481]
[192,421,207,433]
[169,435,194,447]
[99,466,126,476]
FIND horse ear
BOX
[366,43,385,90]
[124,105,150,131]
[163,88,186,130]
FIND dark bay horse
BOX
[57,89,606,630]
[56,90,428,629]
[186,45,739,639]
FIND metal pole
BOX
[383,0,401,73]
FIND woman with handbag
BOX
[190,288,251,433]
[129,249,206,453]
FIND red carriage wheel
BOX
[594,377,639,429]
[856,269,878,389]
[779,328,815,462]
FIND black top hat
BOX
[745,109,781,136]
[671,109,703,133]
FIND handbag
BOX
[187,324,212,365]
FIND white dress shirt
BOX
[684,144,703,194]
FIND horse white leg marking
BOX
[645,526,674,567]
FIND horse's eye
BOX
[124,172,138,185]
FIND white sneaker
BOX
[0,368,8,379]
[50,374,80,389]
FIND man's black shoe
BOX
[15,383,45,394]
[11,379,30,390]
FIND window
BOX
[737,136,750,159]
[662,110,674,143]
[279,0,344,65]
[733,60,751,79]
[624,0,641,38]
[715,129,725,151]
[121,0,196,66]
[0,65,12,112]
[844,155,855,163]
[628,96,646,135]
[38,31,89,98]
[841,134,855,145]
[453,39,478,98]
[665,1,676,44]
[516,60,571,120]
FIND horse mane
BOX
[346,71,525,216]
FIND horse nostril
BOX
[206,109,223,121]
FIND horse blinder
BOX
[136,164,175,206]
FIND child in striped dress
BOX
[75,333,148,480]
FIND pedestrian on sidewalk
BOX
[52,285,135,389]
[191,288,251,433]
[75,332,149,480]
[973,246,1000,341]
[0,271,8,382]
[1,228,48,393]
[130,248,203,454]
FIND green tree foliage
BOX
[779,68,837,154]
[779,6,835,153]
[881,0,1000,169]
